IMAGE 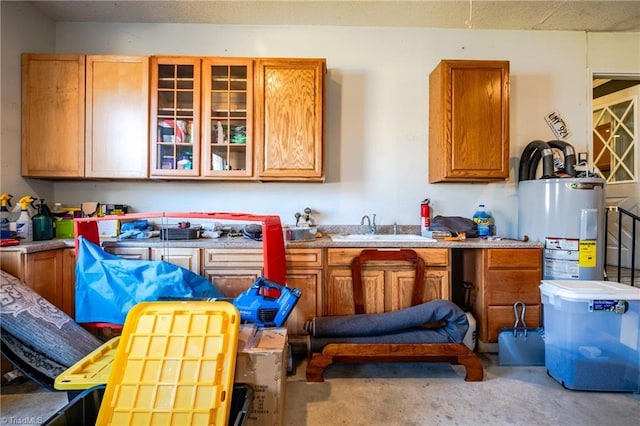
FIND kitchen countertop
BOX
[1,234,541,253]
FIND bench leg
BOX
[306,352,333,382]
[305,343,484,382]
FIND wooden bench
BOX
[305,249,484,382]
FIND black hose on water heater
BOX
[547,140,577,177]
[518,140,555,181]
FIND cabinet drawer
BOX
[327,249,363,266]
[203,248,263,268]
[486,269,542,305]
[104,247,149,260]
[487,304,541,342]
[327,248,448,267]
[415,248,449,266]
[486,248,541,268]
[286,248,323,268]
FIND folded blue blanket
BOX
[308,299,469,352]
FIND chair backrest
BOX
[350,249,426,314]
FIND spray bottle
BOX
[16,196,35,241]
[0,193,13,233]
[32,199,54,241]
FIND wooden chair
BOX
[306,249,483,382]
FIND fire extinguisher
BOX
[421,198,431,236]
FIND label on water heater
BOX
[545,237,580,279]
[544,258,579,279]
[578,240,597,267]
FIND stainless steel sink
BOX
[330,234,437,242]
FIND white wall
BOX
[0,2,56,207]
[1,3,638,234]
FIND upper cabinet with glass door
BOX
[150,57,201,178]
[202,58,253,178]
[150,57,253,179]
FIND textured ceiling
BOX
[29,0,640,32]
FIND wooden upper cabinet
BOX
[201,58,254,178]
[149,56,201,178]
[85,55,149,178]
[22,54,149,179]
[22,54,85,178]
[150,56,254,179]
[255,58,326,181]
[429,60,510,183]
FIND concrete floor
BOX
[1,353,639,425]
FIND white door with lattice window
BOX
[593,84,639,269]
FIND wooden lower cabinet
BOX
[1,249,64,313]
[150,247,201,273]
[1,247,76,377]
[61,248,77,318]
[324,248,450,316]
[202,248,264,297]
[104,246,149,260]
[285,248,323,335]
[464,248,542,349]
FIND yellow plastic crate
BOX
[95,301,240,426]
[55,336,120,391]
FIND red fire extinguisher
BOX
[421,198,431,236]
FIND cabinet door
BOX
[324,267,385,315]
[429,60,509,182]
[22,54,85,178]
[202,248,264,296]
[85,55,149,178]
[387,268,449,311]
[255,58,325,181]
[285,248,323,334]
[62,248,76,318]
[150,57,201,177]
[202,268,263,298]
[23,250,64,309]
[286,269,322,335]
[202,58,254,178]
[150,247,201,273]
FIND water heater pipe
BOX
[518,140,555,181]
[547,140,577,177]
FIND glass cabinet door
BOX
[202,58,253,178]
[150,57,201,177]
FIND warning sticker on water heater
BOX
[578,240,597,267]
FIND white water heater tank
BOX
[518,177,605,281]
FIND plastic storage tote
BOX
[95,301,241,425]
[540,280,640,392]
[43,384,253,426]
[55,336,120,396]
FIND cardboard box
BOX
[235,325,288,426]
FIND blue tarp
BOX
[75,236,222,325]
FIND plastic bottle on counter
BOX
[32,199,54,241]
[473,204,493,237]
[15,196,35,241]
[0,193,12,232]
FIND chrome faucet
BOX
[361,214,377,234]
